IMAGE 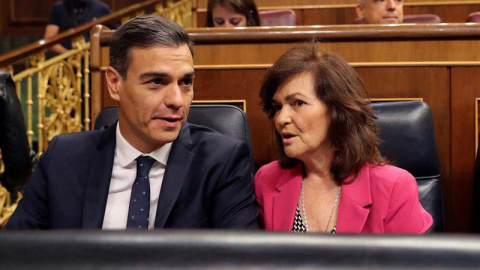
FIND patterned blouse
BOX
[292,205,336,234]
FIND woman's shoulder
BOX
[364,163,417,190]
[254,160,301,187]
[368,163,411,176]
[255,160,286,178]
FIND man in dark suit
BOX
[5,15,258,229]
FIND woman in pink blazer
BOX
[255,43,432,234]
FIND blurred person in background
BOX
[0,70,36,193]
[45,0,116,54]
[206,0,260,27]
[0,70,36,228]
[356,0,404,24]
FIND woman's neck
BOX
[302,146,336,186]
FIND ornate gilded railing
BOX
[0,0,193,227]
[0,189,21,228]
[11,38,90,154]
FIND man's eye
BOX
[181,78,193,86]
[149,78,163,85]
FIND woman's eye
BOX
[230,19,241,25]
[272,104,281,113]
[294,100,306,106]
[214,19,225,25]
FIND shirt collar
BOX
[115,123,172,167]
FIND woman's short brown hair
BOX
[206,0,261,27]
[260,43,385,184]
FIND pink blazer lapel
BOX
[271,164,303,231]
[336,165,372,233]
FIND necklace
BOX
[301,180,341,233]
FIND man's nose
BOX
[165,85,184,109]
[386,0,397,11]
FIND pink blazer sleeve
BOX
[384,170,433,233]
[254,167,266,229]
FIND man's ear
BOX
[105,66,122,102]
[356,4,365,19]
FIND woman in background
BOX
[206,0,260,27]
[255,43,432,234]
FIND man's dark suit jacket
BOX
[5,122,258,229]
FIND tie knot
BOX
[136,156,155,177]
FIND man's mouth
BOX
[383,15,398,20]
[159,117,182,122]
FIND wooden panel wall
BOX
[197,0,480,8]
[90,24,480,233]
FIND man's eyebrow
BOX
[183,71,196,78]
[139,72,170,81]
[139,71,195,81]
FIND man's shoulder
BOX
[52,1,64,8]
[91,0,112,12]
[49,128,108,150]
[54,128,103,140]
[51,1,66,12]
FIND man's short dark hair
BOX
[109,15,194,79]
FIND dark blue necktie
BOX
[127,156,155,229]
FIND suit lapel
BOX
[336,166,372,233]
[82,124,116,228]
[154,124,194,228]
[272,164,302,231]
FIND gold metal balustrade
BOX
[0,0,193,228]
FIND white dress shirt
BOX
[102,124,172,229]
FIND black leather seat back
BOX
[186,104,254,172]
[371,101,445,232]
[94,106,118,130]
[94,104,254,172]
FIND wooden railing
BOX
[195,0,480,26]
[0,0,193,156]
